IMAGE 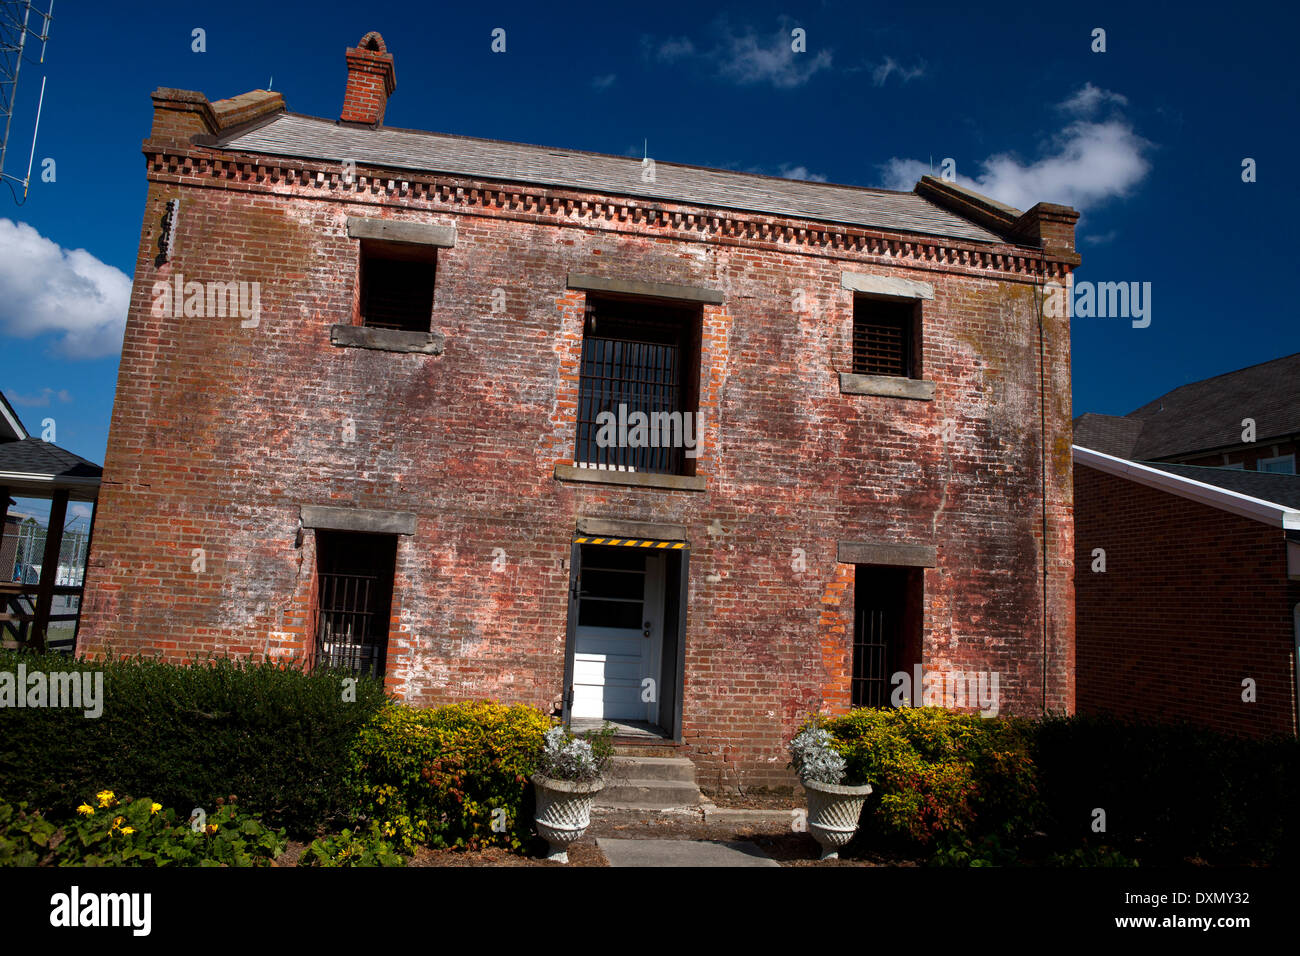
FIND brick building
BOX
[1073,447,1300,737]
[80,33,1079,788]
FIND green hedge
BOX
[348,701,552,853]
[0,650,388,836]
[822,706,1298,865]
[1032,713,1298,865]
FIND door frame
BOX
[561,539,689,741]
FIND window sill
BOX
[554,464,706,492]
[331,324,444,355]
[839,372,934,401]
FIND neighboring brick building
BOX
[1073,446,1300,737]
[80,33,1079,788]
[1074,352,1300,473]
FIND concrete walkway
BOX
[597,837,779,867]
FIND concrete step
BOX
[607,755,697,783]
[613,743,682,758]
[595,778,705,809]
[595,754,704,809]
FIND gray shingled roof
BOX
[1072,413,1145,459]
[1143,461,1300,510]
[220,113,1004,244]
[1125,353,1300,459]
[0,439,102,480]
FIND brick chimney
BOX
[341,31,396,126]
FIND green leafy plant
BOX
[298,821,406,867]
[0,790,285,867]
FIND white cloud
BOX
[0,219,129,359]
[878,88,1151,212]
[872,57,927,86]
[778,164,828,182]
[647,19,831,89]
[716,23,832,88]
[1058,82,1128,116]
[8,387,72,406]
[653,37,696,62]
[591,73,617,91]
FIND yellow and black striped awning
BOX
[575,536,687,549]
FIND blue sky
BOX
[2,0,1297,525]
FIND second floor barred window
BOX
[853,296,917,378]
[575,294,701,476]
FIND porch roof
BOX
[0,438,102,501]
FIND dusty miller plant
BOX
[536,725,614,783]
[788,722,847,785]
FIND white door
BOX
[571,547,664,723]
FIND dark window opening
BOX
[574,294,701,476]
[852,296,918,378]
[576,544,647,629]
[314,530,397,678]
[852,565,923,708]
[359,240,436,332]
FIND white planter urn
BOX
[531,774,604,863]
[803,779,872,860]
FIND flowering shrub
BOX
[824,707,1039,851]
[348,701,552,854]
[788,722,848,785]
[0,791,285,866]
[535,724,615,783]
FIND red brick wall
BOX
[79,130,1077,789]
[1074,463,1297,737]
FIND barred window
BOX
[574,295,700,476]
[852,296,917,378]
[359,241,436,333]
[314,530,396,679]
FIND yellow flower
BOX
[120,826,135,835]
[96,790,115,808]
[150,803,162,815]
[76,804,95,816]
